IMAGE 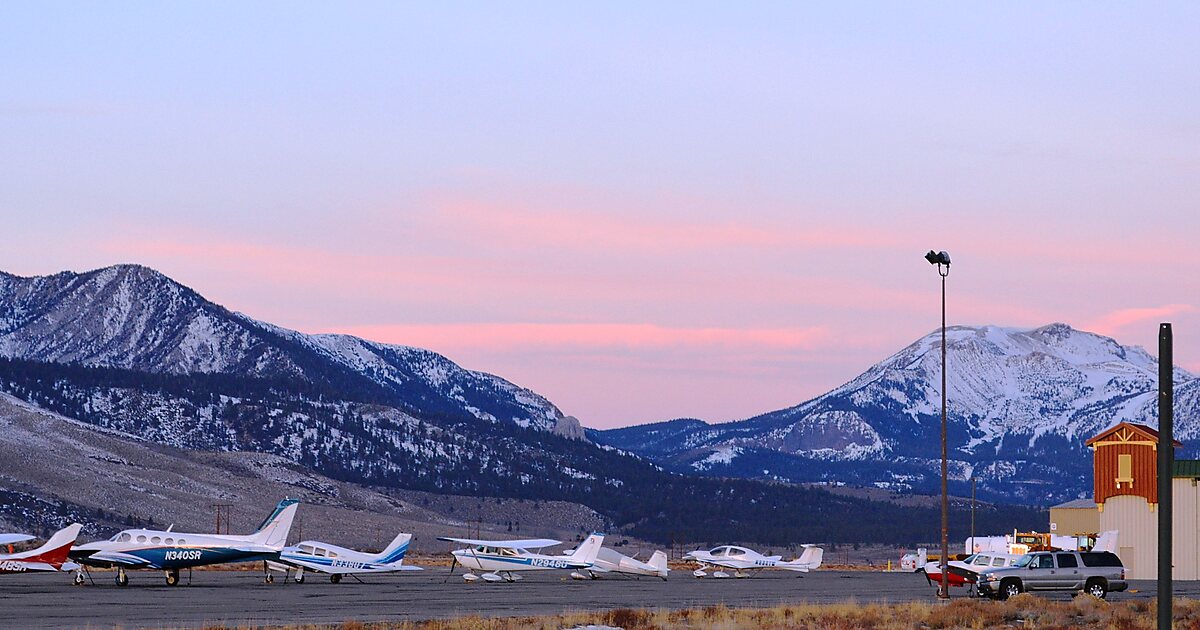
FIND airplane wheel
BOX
[264,574,274,584]
[295,574,305,584]
[166,572,179,586]
[73,573,85,586]
[330,574,342,584]
[116,572,129,587]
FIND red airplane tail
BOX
[8,524,83,569]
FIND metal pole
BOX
[939,271,949,599]
[1158,323,1173,630]
[970,477,976,554]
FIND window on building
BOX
[1117,454,1133,488]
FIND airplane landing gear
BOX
[295,572,305,584]
[264,573,274,584]
[73,572,85,586]
[165,570,180,586]
[330,574,342,584]
[115,569,129,587]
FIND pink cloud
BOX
[428,196,903,254]
[330,322,833,353]
[1084,304,1197,337]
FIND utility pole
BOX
[211,504,232,535]
[970,477,976,554]
[1158,323,1173,630]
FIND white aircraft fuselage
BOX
[685,544,823,577]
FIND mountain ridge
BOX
[593,323,1198,504]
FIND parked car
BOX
[975,550,1127,600]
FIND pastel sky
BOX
[2,3,1197,428]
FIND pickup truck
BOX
[975,550,1127,600]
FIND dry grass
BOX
[180,596,1200,629]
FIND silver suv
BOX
[976,551,1127,600]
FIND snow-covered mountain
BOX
[0,264,1050,541]
[594,324,1199,504]
[0,264,576,437]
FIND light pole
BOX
[925,249,951,599]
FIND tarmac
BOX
[0,568,1187,629]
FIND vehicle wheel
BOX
[264,574,274,584]
[73,573,85,586]
[330,574,342,584]
[295,574,305,584]
[116,572,129,587]
[1086,579,1108,599]
[999,579,1022,600]
[165,572,179,586]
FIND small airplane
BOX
[568,546,669,580]
[266,532,423,583]
[438,533,605,583]
[0,524,83,575]
[70,498,299,586]
[684,544,824,578]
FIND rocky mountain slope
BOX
[0,264,578,437]
[0,392,604,549]
[593,324,1198,504]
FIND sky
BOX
[2,2,1198,428]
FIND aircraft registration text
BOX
[164,550,204,561]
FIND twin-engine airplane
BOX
[71,499,299,586]
[0,524,83,575]
[267,532,423,583]
[568,546,670,580]
[438,533,605,583]
[685,544,824,578]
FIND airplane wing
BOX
[0,534,35,545]
[436,537,560,549]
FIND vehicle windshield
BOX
[961,554,977,564]
[1013,554,1036,568]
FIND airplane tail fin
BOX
[250,499,300,549]
[568,533,605,565]
[1092,530,1118,554]
[373,533,413,566]
[648,550,669,576]
[780,545,824,571]
[14,523,82,568]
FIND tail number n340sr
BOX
[164,550,203,562]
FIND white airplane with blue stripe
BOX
[70,499,299,587]
[266,533,423,583]
[439,533,604,583]
[684,544,823,578]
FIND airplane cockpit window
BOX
[115,533,132,542]
[500,548,519,557]
[299,545,315,555]
[727,548,746,556]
